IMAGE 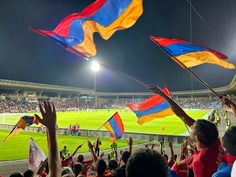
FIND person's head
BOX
[121,151,131,165]
[77,154,84,162]
[9,172,23,177]
[64,145,67,149]
[23,169,34,177]
[61,167,74,177]
[96,159,107,176]
[72,163,83,176]
[222,126,236,155]
[108,159,118,171]
[191,119,218,147]
[126,148,168,177]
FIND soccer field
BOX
[0,109,210,161]
[0,130,145,161]
[0,109,210,135]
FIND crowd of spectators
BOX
[0,95,94,113]
[4,86,236,177]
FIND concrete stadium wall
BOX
[0,124,187,144]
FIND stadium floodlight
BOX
[91,61,100,72]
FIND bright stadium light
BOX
[91,61,100,72]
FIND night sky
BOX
[0,0,236,92]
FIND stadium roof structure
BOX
[1,75,236,97]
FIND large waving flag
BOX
[127,87,174,125]
[31,0,143,58]
[29,138,47,173]
[104,112,124,142]
[150,36,235,69]
[2,116,39,142]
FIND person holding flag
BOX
[149,85,223,177]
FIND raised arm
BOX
[220,96,236,118]
[35,101,61,177]
[88,140,98,162]
[128,137,133,154]
[149,85,195,127]
[168,142,175,162]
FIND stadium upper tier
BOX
[1,75,236,96]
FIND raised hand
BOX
[35,101,56,130]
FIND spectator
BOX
[126,148,168,177]
[61,145,69,159]
[23,169,34,177]
[9,172,24,177]
[212,126,236,177]
[94,137,102,157]
[115,138,132,177]
[35,101,61,177]
[150,85,224,177]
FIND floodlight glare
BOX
[91,61,100,72]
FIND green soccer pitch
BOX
[0,109,210,135]
[0,130,145,161]
[0,109,210,161]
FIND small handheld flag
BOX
[104,112,124,142]
[31,0,143,58]
[150,36,235,69]
[2,116,39,142]
[127,87,173,125]
[29,138,47,173]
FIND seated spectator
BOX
[115,138,132,177]
[126,148,168,177]
[61,167,74,177]
[108,159,118,174]
[23,169,34,177]
[95,159,108,177]
[212,126,236,177]
[9,172,24,177]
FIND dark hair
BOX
[96,159,107,175]
[121,151,130,164]
[163,154,168,161]
[77,154,84,162]
[126,148,168,177]
[9,172,24,177]
[23,169,34,177]
[194,119,218,146]
[223,126,236,155]
[72,163,83,176]
[108,159,118,171]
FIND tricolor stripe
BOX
[104,112,124,142]
[150,36,234,69]
[31,0,143,57]
[127,87,174,125]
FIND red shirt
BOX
[172,163,188,177]
[184,138,224,177]
[62,156,73,167]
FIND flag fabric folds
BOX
[150,36,235,69]
[2,116,39,142]
[31,0,143,58]
[127,87,174,125]
[29,138,47,173]
[104,112,124,142]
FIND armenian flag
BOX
[150,36,235,69]
[127,87,173,125]
[31,0,143,58]
[2,116,39,142]
[104,112,124,142]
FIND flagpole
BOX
[150,36,221,98]
[79,112,118,146]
